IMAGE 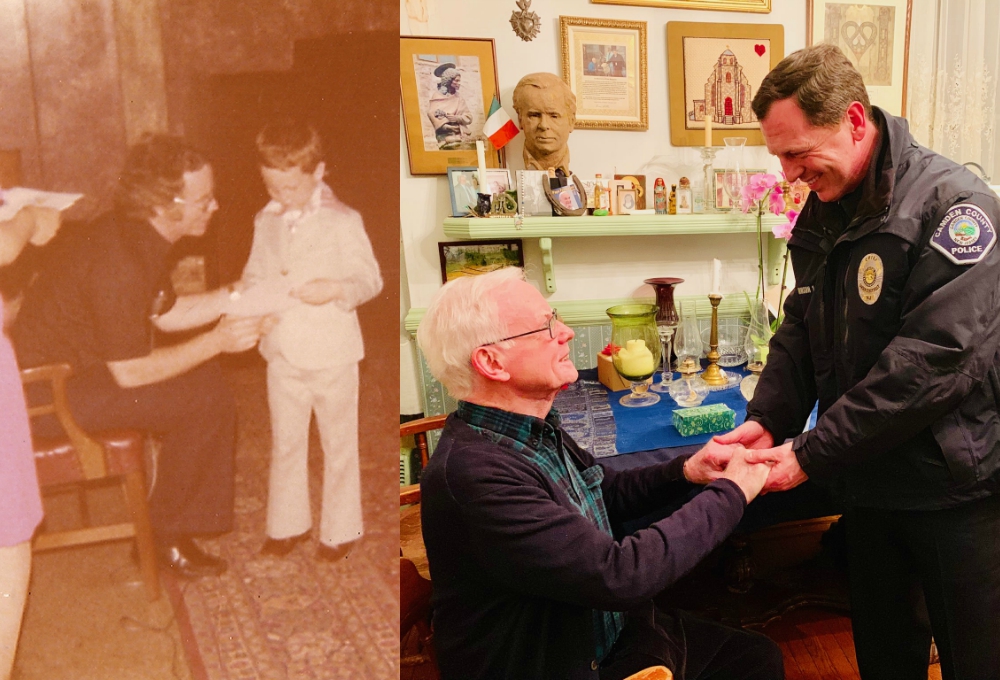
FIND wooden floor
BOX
[400,607,943,680]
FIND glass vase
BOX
[644,277,683,393]
[607,304,662,408]
[740,297,773,401]
[720,137,747,210]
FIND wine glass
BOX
[644,277,683,393]
[607,304,662,408]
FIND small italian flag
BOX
[483,95,519,150]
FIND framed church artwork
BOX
[400,36,503,175]
[666,22,784,146]
[807,0,912,116]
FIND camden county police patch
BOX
[930,203,996,265]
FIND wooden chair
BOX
[21,363,160,601]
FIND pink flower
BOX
[771,210,799,240]
[768,189,786,216]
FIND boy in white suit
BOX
[241,120,383,560]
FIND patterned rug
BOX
[164,359,397,679]
[553,378,619,458]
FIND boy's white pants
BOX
[265,357,362,548]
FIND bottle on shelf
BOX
[594,173,610,213]
[668,184,677,215]
[677,177,692,214]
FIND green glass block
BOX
[672,403,736,437]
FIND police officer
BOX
[714,44,1000,679]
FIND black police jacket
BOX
[747,108,1000,509]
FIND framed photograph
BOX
[713,169,766,210]
[551,184,583,212]
[559,16,648,130]
[447,167,514,216]
[592,0,771,12]
[438,240,524,283]
[617,188,638,214]
[400,36,503,175]
[807,0,912,116]
[517,170,554,216]
[615,174,647,210]
[667,22,784,146]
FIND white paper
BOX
[224,278,300,317]
[0,187,84,222]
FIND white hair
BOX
[416,267,526,400]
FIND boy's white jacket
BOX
[242,183,383,369]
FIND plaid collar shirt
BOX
[455,401,625,663]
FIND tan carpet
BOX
[167,358,398,679]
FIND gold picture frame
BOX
[592,0,771,12]
[559,16,648,131]
[667,22,784,147]
[400,36,503,175]
[807,0,912,117]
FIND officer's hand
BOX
[684,440,739,484]
[712,420,775,450]
[214,315,264,353]
[744,442,808,493]
[720,448,771,503]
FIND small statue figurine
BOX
[653,178,667,214]
[668,184,677,215]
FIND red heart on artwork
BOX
[754,44,766,56]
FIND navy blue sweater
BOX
[421,414,747,680]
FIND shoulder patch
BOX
[929,203,996,265]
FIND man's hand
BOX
[720,448,772,503]
[213,315,265,353]
[684,440,740,484]
[712,420,775,450]
[744,442,808,493]
[291,278,343,306]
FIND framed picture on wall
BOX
[438,240,525,284]
[559,16,648,130]
[666,22,784,146]
[592,0,771,12]
[807,0,912,116]
[400,36,503,175]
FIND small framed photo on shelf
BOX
[615,174,647,209]
[617,188,638,214]
[447,167,514,216]
[713,169,766,210]
[517,170,554,216]
[551,184,583,211]
[438,239,524,284]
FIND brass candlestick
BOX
[702,293,728,386]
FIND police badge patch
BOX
[930,203,997,265]
[858,253,883,305]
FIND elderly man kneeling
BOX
[416,267,785,680]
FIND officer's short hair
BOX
[752,44,872,127]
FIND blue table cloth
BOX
[608,370,750,454]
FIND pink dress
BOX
[0,297,43,546]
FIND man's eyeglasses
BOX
[482,310,560,346]
[173,195,218,212]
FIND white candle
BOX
[704,106,713,148]
[712,258,722,295]
[476,140,489,193]
[618,339,655,377]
